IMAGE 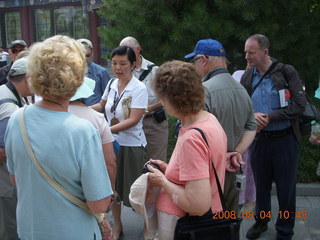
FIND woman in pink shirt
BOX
[147,60,227,240]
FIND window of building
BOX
[34,6,88,42]
[34,9,51,41]
[0,11,22,47]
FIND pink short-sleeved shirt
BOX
[156,114,227,217]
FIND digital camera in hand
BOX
[142,162,160,173]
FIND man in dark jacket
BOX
[241,34,306,240]
[0,40,28,86]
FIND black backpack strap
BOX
[251,61,279,95]
[192,127,227,211]
[280,63,289,85]
[107,78,116,95]
[5,81,23,107]
[139,64,156,81]
[0,98,18,105]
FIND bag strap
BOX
[18,107,92,216]
[107,78,116,96]
[139,64,156,81]
[0,98,18,106]
[192,127,227,211]
[251,61,279,96]
[5,81,23,107]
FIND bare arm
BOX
[147,101,163,113]
[148,166,211,215]
[91,99,107,113]
[102,143,116,191]
[87,196,111,214]
[110,108,145,134]
[234,130,256,154]
[226,130,256,172]
[0,147,6,163]
[309,134,320,145]
[10,174,16,186]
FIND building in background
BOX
[0,0,107,65]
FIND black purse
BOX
[174,128,242,240]
[153,108,166,123]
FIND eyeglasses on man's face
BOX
[11,49,24,54]
[190,55,208,63]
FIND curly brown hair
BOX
[153,60,205,115]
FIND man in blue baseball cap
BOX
[185,39,257,220]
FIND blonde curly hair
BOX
[27,35,86,99]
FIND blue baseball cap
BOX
[184,39,227,59]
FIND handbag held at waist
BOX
[144,108,166,123]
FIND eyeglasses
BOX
[11,49,24,54]
[190,55,209,63]
[190,55,203,63]
[85,52,91,57]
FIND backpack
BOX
[281,64,320,135]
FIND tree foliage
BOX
[99,0,320,93]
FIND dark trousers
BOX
[250,132,298,240]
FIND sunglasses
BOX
[11,49,24,54]
[85,52,91,57]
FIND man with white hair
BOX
[0,57,33,240]
[184,39,257,222]
[120,37,168,163]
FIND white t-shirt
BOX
[102,76,148,147]
[68,104,114,144]
[231,70,245,83]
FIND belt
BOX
[144,114,153,118]
[260,127,292,139]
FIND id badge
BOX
[110,117,120,126]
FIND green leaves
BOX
[99,0,320,93]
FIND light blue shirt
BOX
[251,68,290,131]
[5,106,112,240]
[84,62,111,106]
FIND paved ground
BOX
[106,184,320,240]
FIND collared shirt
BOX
[83,62,111,106]
[251,68,290,131]
[102,76,148,147]
[202,67,256,151]
[132,56,159,105]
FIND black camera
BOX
[142,162,160,173]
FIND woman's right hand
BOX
[149,159,167,173]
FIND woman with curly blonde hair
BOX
[5,35,113,240]
[147,60,227,240]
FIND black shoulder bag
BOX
[174,128,241,240]
[281,64,320,135]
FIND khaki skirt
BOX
[116,145,147,207]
